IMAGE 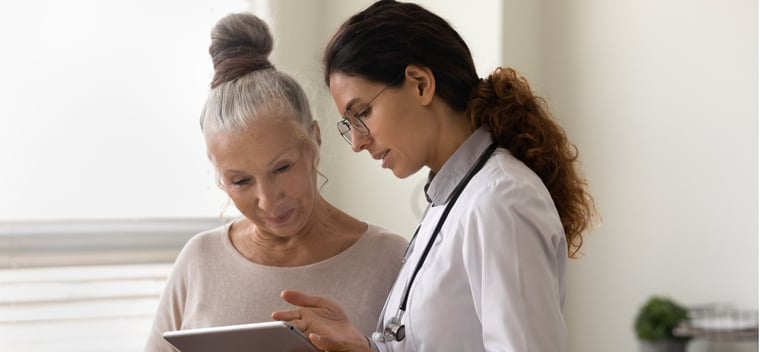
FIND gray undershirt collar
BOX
[424,127,494,206]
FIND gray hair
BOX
[200,13,314,136]
[200,69,314,135]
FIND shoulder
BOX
[468,148,555,208]
[173,221,231,266]
[342,224,408,267]
[160,222,231,291]
[182,222,229,251]
[458,148,562,235]
[362,224,409,252]
[316,224,407,285]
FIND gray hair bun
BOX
[209,13,274,88]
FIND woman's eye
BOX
[356,107,371,119]
[274,164,291,173]
[231,178,250,186]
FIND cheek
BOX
[381,113,422,151]
[280,166,319,201]
[379,99,423,138]
[226,188,254,214]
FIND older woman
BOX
[145,12,408,352]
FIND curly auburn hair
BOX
[467,68,595,257]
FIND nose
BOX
[350,129,371,153]
[256,181,282,212]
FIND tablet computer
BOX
[162,321,319,352]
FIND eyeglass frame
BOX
[336,74,405,146]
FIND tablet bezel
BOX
[162,321,319,352]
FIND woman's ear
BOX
[404,65,435,106]
[311,120,322,146]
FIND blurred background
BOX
[0,0,756,351]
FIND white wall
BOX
[503,0,757,351]
[0,0,249,221]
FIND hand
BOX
[272,290,371,352]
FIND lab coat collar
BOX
[424,127,494,206]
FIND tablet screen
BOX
[163,321,319,352]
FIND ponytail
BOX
[466,67,595,258]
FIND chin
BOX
[390,166,418,179]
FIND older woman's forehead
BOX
[209,118,310,156]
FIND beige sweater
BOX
[145,222,408,352]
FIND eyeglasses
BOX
[336,75,403,146]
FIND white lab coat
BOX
[374,128,568,352]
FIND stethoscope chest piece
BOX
[384,315,406,341]
[373,311,406,342]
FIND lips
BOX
[265,209,295,225]
[372,151,388,160]
[371,150,388,160]
[372,150,390,168]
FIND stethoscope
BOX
[372,142,498,344]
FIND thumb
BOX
[309,333,342,351]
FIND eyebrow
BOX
[344,97,360,114]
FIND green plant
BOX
[634,296,690,340]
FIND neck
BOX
[429,105,473,173]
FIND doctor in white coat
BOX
[272,1,597,351]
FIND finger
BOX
[271,308,301,322]
[280,290,330,308]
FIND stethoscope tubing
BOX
[375,142,498,343]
